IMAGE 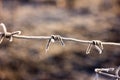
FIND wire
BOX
[0,23,120,54]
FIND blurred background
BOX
[0,0,120,80]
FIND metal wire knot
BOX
[0,23,21,44]
[46,35,65,52]
[94,66,120,80]
[86,40,103,54]
[95,68,115,73]
[115,66,120,80]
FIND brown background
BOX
[0,0,120,80]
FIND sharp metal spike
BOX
[86,43,93,54]
[46,38,51,52]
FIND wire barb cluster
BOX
[86,40,103,54]
[46,35,65,52]
[0,23,21,43]
[0,23,120,54]
[95,66,120,80]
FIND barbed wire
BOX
[0,23,120,54]
[94,66,120,80]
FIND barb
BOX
[95,67,120,80]
[0,23,120,53]
[45,35,65,52]
[94,73,99,80]
[86,40,103,54]
[115,66,120,80]
[0,23,21,43]
[95,68,115,72]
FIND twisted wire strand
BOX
[95,67,120,79]
[6,35,120,46]
[0,23,120,54]
[98,71,120,79]
[115,66,120,80]
[13,33,120,54]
